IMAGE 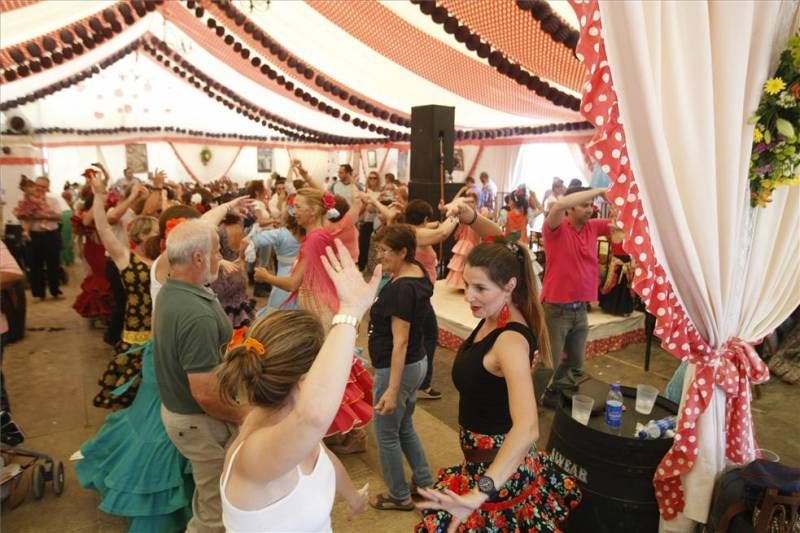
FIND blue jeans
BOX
[373,358,433,500]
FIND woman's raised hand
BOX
[321,238,382,320]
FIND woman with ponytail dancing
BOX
[218,239,379,532]
[414,200,581,532]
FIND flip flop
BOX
[370,493,415,511]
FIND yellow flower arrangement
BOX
[764,77,786,95]
[749,35,800,207]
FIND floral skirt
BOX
[93,340,146,410]
[415,428,581,533]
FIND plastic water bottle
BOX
[605,382,624,429]
[637,416,677,440]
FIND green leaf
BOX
[776,118,796,139]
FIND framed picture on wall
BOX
[257,147,273,173]
[453,148,465,171]
[125,143,148,173]
[397,150,409,179]
[367,150,377,168]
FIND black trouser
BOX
[357,221,373,271]
[105,259,125,344]
[419,300,438,390]
[29,230,61,298]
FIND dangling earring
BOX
[497,302,510,329]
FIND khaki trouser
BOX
[161,405,236,533]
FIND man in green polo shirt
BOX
[155,219,248,533]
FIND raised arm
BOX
[292,160,324,190]
[88,173,130,270]
[201,195,253,227]
[108,183,146,225]
[445,197,503,239]
[232,240,381,483]
[415,215,460,246]
[546,187,606,230]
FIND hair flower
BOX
[164,217,187,238]
[227,327,247,352]
[322,192,336,210]
[325,208,340,220]
[82,168,97,179]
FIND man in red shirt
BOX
[540,186,610,408]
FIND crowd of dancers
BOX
[6,162,608,532]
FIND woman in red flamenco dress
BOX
[72,182,113,321]
[255,188,372,454]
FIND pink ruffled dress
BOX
[288,228,372,436]
[445,224,481,290]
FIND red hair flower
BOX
[82,168,97,179]
[322,192,336,210]
[287,196,296,207]
[164,217,187,238]
[227,327,248,352]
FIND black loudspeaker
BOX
[408,182,463,279]
[410,105,455,183]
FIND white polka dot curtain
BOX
[570,0,800,530]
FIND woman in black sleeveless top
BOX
[415,236,582,532]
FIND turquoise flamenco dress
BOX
[75,339,194,532]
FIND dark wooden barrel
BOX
[546,383,678,533]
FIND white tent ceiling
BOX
[1,0,590,142]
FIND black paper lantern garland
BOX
[196,0,414,129]
[189,1,589,140]
[412,0,581,112]
[515,0,581,51]
[0,1,157,83]
[143,37,387,145]
[0,40,141,112]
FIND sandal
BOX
[409,480,432,500]
[769,355,790,377]
[369,493,415,511]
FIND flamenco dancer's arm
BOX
[416,332,538,532]
[415,215,460,247]
[254,255,306,293]
[87,169,134,271]
[201,195,253,227]
[228,241,382,485]
[444,197,503,239]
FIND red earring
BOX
[497,302,510,329]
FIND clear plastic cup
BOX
[757,449,780,462]
[635,384,659,415]
[571,395,594,425]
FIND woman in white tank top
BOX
[217,240,380,532]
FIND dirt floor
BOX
[2,264,797,532]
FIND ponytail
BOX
[511,245,552,369]
[216,310,324,407]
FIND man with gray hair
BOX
[154,218,248,533]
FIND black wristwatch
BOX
[477,475,497,499]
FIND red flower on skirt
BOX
[447,473,470,495]
[476,436,495,449]
[465,512,485,530]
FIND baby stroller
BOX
[1,411,65,505]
